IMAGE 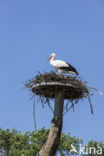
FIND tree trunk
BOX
[39,90,64,156]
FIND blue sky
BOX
[0,0,104,144]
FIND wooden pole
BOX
[39,90,64,156]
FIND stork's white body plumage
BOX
[46,53,78,75]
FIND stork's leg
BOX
[58,69,64,77]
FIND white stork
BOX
[46,53,78,75]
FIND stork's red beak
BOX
[46,55,52,62]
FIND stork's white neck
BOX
[50,56,55,63]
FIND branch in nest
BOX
[33,95,37,132]
[88,94,93,115]
[63,101,74,116]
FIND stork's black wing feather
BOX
[66,62,79,75]
[59,62,79,75]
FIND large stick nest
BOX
[25,71,89,100]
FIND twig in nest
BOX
[47,99,54,114]
[87,86,103,95]
[40,96,45,108]
[37,70,42,75]
[36,96,44,109]
[72,101,74,112]
[63,101,74,116]
[44,98,54,113]
[33,95,37,132]
[64,100,69,111]
[88,94,93,115]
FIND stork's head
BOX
[46,53,56,62]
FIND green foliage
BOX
[30,128,49,153]
[0,128,49,156]
[58,132,82,155]
[0,128,12,155]
[0,128,30,156]
[0,128,103,156]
